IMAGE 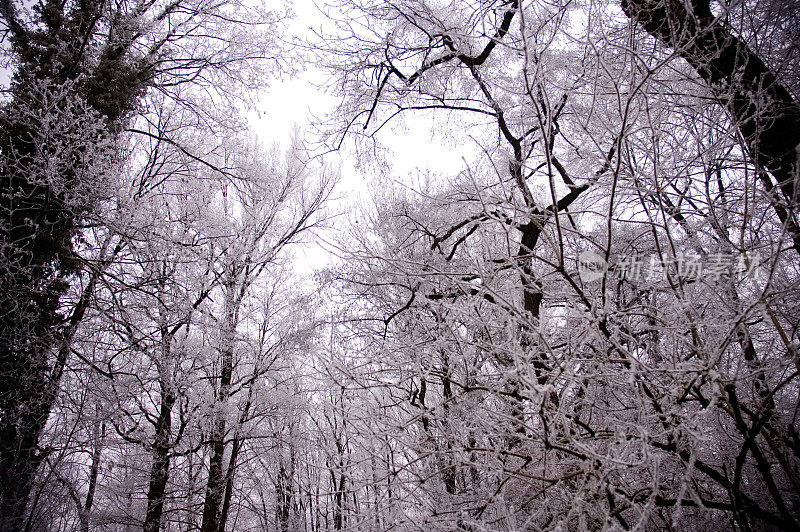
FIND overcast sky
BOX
[247,0,474,271]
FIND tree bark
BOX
[332,468,345,531]
[276,463,293,532]
[81,421,104,532]
[144,388,176,532]
[201,404,229,532]
[202,278,238,532]
[218,434,243,532]
[144,333,177,532]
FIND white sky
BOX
[248,0,473,273]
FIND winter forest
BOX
[1,0,799,530]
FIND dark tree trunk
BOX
[219,381,257,532]
[201,418,228,532]
[218,435,243,532]
[620,0,800,254]
[81,422,105,532]
[202,281,238,532]
[332,469,345,531]
[144,381,177,532]
[276,463,292,532]
[0,401,48,531]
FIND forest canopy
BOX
[1,0,799,530]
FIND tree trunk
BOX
[201,416,228,532]
[332,469,345,531]
[218,434,243,532]
[0,402,47,532]
[276,463,292,532]
[202,279,238,532]
[440,355,457,496]
[144,388,176,532]
[144,333,177,532]
[80,421,105,532]
[620,0,800,254]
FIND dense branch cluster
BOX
[1,0,799,530]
